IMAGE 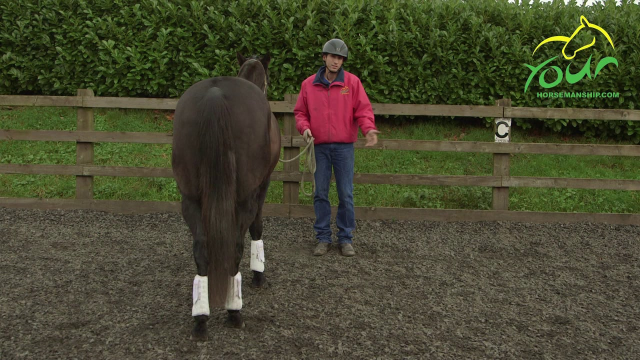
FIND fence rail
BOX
[2,164,640,191]
[3,94,640,120]
[1,90,640,225]
[2,129,640,156]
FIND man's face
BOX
[323,53,345,73]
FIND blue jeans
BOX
[313,143,355,244]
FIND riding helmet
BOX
[322,38,348,60]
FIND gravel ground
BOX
[1,207,639,359]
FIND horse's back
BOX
[175,77,269,127]
[172,77,273,199]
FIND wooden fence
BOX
[1,90,640,225]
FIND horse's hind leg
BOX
[224,198,255,329]
[249,179,270,288]
[181,195,210,341]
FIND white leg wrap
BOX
[192,275,210,317]
[225,272,243,310]
[250,240,265,272]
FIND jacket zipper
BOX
[327,85,331,143]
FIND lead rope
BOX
[278,138,315,197]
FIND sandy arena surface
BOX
[1,207,639,359]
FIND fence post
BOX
[282,94,300,209]
[492,98,512,211]
[76,89,94,200]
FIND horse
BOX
[171,52,280,340]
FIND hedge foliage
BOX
[1,0,639,140]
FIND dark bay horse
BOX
[171,53,280,340]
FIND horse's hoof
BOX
[191,315,208,341]
[251,277,269,288]
[224,312,246,329]
[191,325,208,341]
[251,272,269,288]
[224,319,246,329]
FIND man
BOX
[293,38,380,257]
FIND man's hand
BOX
[365,130,380,147]
[303,129,313,143]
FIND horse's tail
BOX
[199,87,237,308]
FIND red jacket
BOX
[294,67,377,145]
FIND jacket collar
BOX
[313,66,345,87]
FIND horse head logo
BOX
[533,16,615,60]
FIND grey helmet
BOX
[322,38,348,60]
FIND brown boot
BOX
[313,242,330,256]
[339,243,355,257]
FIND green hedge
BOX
[1,0,639,140]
